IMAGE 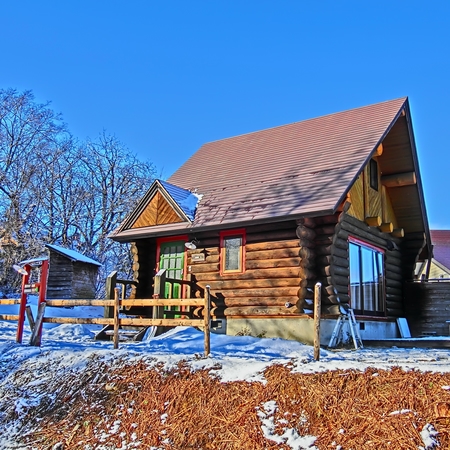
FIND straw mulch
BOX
[20,360,450,449]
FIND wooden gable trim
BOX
[117,180,192,232]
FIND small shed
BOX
[45,244,101,299]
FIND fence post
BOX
[153,269,166,320]
[204,285,211,357]
[16,264,31,344]
[113,287,120,349]
[314,282,322,361]
[105,271,117,319]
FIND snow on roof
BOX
[159,179,202,221]
[45,244,102,266]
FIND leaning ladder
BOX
[328,308,363,350]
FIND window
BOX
[349,239,384,316]
[369,159,379,191]
[220,229,245,274]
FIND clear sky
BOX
[2,1,449,229]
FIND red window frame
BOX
[220,229,246,275]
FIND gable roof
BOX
[45,244,102,266]
[115,179,201,234]
[430,230,450,271]
[112,97,429,243]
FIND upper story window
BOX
[220,229,245,274]
[369,159,379,191]
[349,238,385,316]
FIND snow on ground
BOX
[1,298,450,449]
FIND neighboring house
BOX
[45,244,101,299]
[416,230,450,279]
[111,97,431,343]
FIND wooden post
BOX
[204,285,211,357]
[34,259,49,346]
[113,287,120,349]
[313,282,322,361]
[105,271,117,319]
[153,269,166,320]
[30,302,46,347]
[16,264,31,344]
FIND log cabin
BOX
[111,97,431,344]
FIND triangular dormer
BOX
[117,180,200,232]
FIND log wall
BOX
[188,221,303,317]
[331,212,404,317]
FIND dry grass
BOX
[19,360,450,449]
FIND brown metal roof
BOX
[113,97,422,241]
[169,98,407,227]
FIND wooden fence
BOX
[0,269,212,356]
[405,279,450,337]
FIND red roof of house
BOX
[431,230,450,271]
[113,97,429,241]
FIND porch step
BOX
[94,325,150,342]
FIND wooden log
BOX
[211,287,300,298]
[246,230,298,243]
[381,171,416,187]
[297,217,316,228]
[386,270,403,282]
[0,314,20,321]
[385,278,403,289]
[325,274,349,287]
[328,293,350,304]
[314,224,337,236]
[392,228,405,238]
[386,262,402,274]
[113,288,120,349]
[30,302,46,347]
[245,257,301,270]
[379,222,394,233]
[298,238,316,249]
[317,254,349,268]
[365,216,382,227]
[246,239,300,252]
[190,262,220,274]
[204,286,211,356]
[325,284,348,296]
[218,296,300,307]
[296,224,316,240]
[322,305,341,315]
[333,236,349,251]
[314,282,321,361]
[313,214,339,226]
[194,267,301,282]
[224,306,303,316]
[340,220,387,247]
[195,278,301,291]
[246,248,301,260]
[386,286,402,296]
[321,265,349,278]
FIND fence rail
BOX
[0,275,212,356]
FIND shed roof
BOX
[430,230,450,271]
[45,244,102,266]
[112,97,428,242]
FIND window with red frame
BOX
[220,230,245,274]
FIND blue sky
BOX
[2,1,449,229]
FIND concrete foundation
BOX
[216,317,400,345]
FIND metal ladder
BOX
[328,307,363,350]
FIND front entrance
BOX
[158,240,185,299]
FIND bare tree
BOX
[0,90,156,296]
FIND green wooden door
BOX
[159,241,185,299]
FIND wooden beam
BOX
[365,216,382,227]
[381,172,416,188]
[375,143,383,156]
[379,222,393,233]
[392,228,405,238]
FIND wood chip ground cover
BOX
[16,361,450,449]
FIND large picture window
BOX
[349,239,385,315]
[220,229,245,274]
